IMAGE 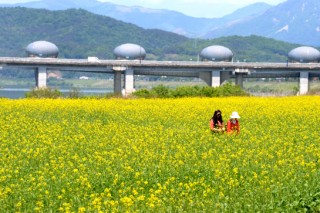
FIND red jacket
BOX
[227,119,240,134]
[210,119,223,130]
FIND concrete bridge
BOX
[1,57,320,95]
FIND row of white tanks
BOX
[25,40,320,63]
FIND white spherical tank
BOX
[288,46,320,63]
[200,45,233,62]
[26,41,59,58]
[113,43,146,60]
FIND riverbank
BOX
[0,77,319,99]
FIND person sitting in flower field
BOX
[227,111,240,135]
[209,110,225,133]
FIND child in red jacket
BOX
[227,112,240,135]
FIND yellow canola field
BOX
[0,96,319,212]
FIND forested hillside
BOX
[0,7,302,63]
[0,7,188,59]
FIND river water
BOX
[0,88,113,99]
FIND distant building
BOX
[79,76,89,80]
[47,71,62,79]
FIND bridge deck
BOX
[1,57,320,71]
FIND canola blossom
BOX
[0,97,319,212]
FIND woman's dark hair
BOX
[211,110,223,127]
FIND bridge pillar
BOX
[123,68,135,96]
[299,71,309,95]
[113,66,126,95]
[235,73,244,88]
[35,66,47,88]
[211,71,221,87]
[220,71,231,84]
[234,68,249,88]
[114,72,122,95]
[199,71,221,87]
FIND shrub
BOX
[151,85,171,98]
[67,87,82,99]
[171,85,201,97]
[307,88,320,95]
[133,83,249,98]
[200,86,216,97]
[25,87,63,99]
[132,88,155,98]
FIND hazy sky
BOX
[0,0,287,18]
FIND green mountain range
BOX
[0,7,303,63]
